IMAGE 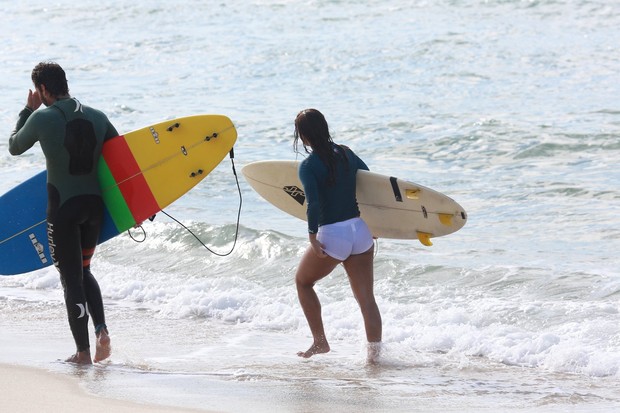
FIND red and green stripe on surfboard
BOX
[97,114,237,243]
[99,134,159,235]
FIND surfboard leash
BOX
[128,148,243,256]
[165,147,242,256]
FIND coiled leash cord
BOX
[128,148,242,257]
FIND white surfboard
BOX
[241,160,467,246]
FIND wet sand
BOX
[0,363,212,413]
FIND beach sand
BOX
[0,363,212,413]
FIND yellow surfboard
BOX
[99,114,237,236]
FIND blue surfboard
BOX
[0,171,119,275]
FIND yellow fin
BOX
[405,189,421,199]
[417,231,433,246]
[438,213,453,226]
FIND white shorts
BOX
[317,217,374,261]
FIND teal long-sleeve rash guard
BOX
[298,144,368,234]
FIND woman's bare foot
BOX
[297,341,330,358]
[93,328,111,363]
[367,342,381,364]
[65,350,92,365]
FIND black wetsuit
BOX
[10,97,118,352]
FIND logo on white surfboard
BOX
[283,186,305,206]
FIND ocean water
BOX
[1,0,619,412]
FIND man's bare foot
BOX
[93,328,111,363]
[65,351,92,365]
[297,341,330,358]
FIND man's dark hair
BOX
[31,62,69,97]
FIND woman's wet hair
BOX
[294,109,348,186]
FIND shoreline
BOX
[1,308,620,413]
[0,363,212,413]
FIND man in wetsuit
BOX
[9,62,117,364]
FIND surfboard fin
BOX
[438,213,453,226]
[405,189,421,199]
[417,231,433,246]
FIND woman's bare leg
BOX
[295,246,340,358]
[343,245,382,362]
